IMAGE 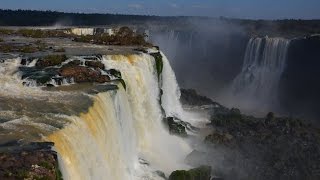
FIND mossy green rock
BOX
[150,52,163,78]
[36,55,68,67]
[169,166,211,180]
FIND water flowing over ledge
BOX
[41,52,192,180]
[224,37,290,115]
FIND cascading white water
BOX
[160,52,184,119]
[228,37,290,113]
[47,89,138,180]
[0,51,192,180]
[102,53,191,176]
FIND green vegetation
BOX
[0,44,38,53]
[0,28,14,35]
[39,161,53,170]
[74,26,151,47]
[150,52,163,78]
[36,54,68,67]
[17,29,69,38]
[0,38,3,42]
[169,166,211,180]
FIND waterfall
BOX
[0,52,191,180]
[47,89,138,180]
[160,52,184,119]
[228,37,290,113]
[102,53,191,175]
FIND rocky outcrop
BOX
[85,61,105,69]
[169,166,211,180]
[166,117,187,137]
[36,54,68,67]
[0,142,62,180]
[180,89,222,107]
[59,65,110,83]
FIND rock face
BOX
[0,142,62,180]
[59,65,110,83]
[169,166,211,180]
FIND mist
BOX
[149,18,248,99]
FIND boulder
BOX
[85,60,105,69]
[63,60,81,67]
[59,66,109,83]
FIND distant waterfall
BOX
[228,37,290,113]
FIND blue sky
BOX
[1,0,319,19]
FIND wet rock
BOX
[63,60,81,67]
[36,54,68,67]
[85,60,105,69]
[165,117,187,137]
[20,57,34,66]
[169,166,211,180]
[59,65,110,83]
[109,69,122,78]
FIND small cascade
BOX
[228,37,290,113]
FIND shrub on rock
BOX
[36,55,68,67]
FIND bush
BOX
[36,54,68,67]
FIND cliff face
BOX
[280,35,320,122]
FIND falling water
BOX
[0,51,192,180]
[228,37,290,113]
[102,53,191,175]
[47,89,138,180]
[160,52,184,119]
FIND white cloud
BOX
[169,3,179,8]
[128,4,143,9]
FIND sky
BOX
[1,0,320,19]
